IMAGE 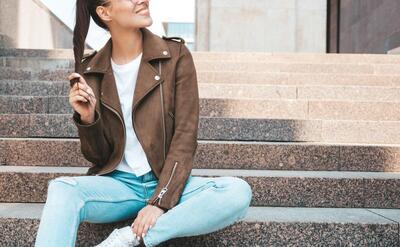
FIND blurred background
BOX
[1,0,399,54]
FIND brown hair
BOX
[71,0,110,78]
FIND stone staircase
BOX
[1,48,400,246]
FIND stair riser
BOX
[2,67,400,87]
[2,139,399,172]
[2,96,400,122]
[4,80,400,102]
[198,72,400,86]
[2,114,400,144]
[1,171,399,208]
[3,48,400,63]
[0,59,385,74]
[1,217,397,247]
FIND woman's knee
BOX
[218,177,252,211]
[231,177,252,219]
[46,177,82,205]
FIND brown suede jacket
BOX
[71,27,199,211]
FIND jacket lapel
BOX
[83,27,172,119]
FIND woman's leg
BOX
[142,175,253,247]
[34,170,148,247]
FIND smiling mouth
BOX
[135,4,148,14]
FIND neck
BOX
[110,27,143,65]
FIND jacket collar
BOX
[83,27,171,119]
[83,27,171,74]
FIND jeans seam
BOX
[143,184,148,201]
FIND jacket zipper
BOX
[152,161,178,206]
[95,101,126,176]
[159,60,167,161]
[94,62,164,176]
[160,78,166,161]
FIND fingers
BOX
[68,72,89,89]
[135,212,147,241]
[132,215,141,240]
[69,86,92,104]
[137,214,151,240]
[76,94,89,103]
[131,209,158,241]
[142,222,151,239]
[70,84,89,99]
[68,72,88,85]
[70,81,96,101]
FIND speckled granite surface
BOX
[3,95,400,122]
[2,50,400,247]
[0,213,398,247]
[2,110,400,144]
[0,67,31,80]
[1,167,399,209]
[2,138,400,172]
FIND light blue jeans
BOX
[35,169,252,247]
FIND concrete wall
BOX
[0,0,76,49]
[196,0,327,53]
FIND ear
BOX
[96,5,113,24]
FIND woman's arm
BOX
[147,43,199,211]
[72,108,112,167]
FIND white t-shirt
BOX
[111,52,151,177]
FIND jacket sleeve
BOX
[147,43,199,211]
[72,108,112,167]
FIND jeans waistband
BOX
[109,169,157,183]
[141,170,157,183]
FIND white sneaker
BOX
[95,226,140,247]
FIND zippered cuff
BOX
[147,160,190,210]
[72,109,101,129]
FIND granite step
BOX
[2,138,399,172]
[194,62,400,75]
[2,63,400,79]
[2,96,400,122]
[0,166,399,208]
[4,56,400,75]
[2,48,400,64]
[192,52,400,64]
[2,113,400,144]
[199,71,400,86]
[3,79,400,102]
[2,67,400,87]
[1,203,398,246]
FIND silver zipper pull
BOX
[152,161,179,205]
[157,187,168,198]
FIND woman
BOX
[34,0,252,246]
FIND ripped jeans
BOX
[34,169,252,247]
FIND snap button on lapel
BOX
[162,51,168,56]
[86,67,91,71]
[155,75,160,81]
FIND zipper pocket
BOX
[152,161,179,205]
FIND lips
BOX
[135,7,147,14]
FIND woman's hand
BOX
[68,72,97,123]
[131,205,165,241]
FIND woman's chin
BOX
[140,18,153,27]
